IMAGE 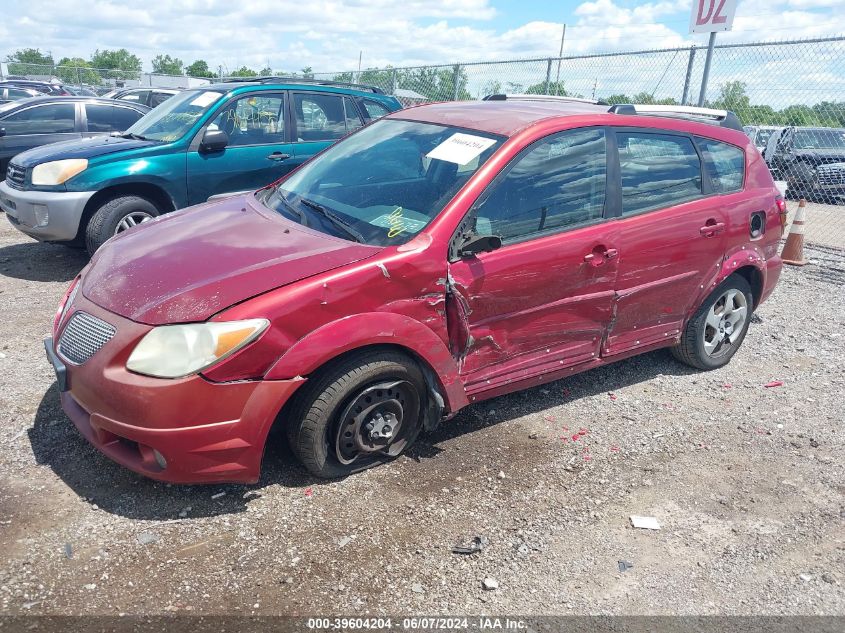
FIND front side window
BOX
[618,132,703,216]
[112,106,144,131]
[85,104,114,132]
[261,119,503,246]
[294,92,348,141]
[697,137,744,194]
[2,103,75,135]
[123,89,224,142]
[207,94,285,147]
[473,128,607,242]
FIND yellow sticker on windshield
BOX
[386,207,405,238]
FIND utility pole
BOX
[357,51,362,83]
[697,31,716,106]
[554,24,566,95]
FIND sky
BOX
[0,0,843,74]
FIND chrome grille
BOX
[5,163,25,188]
[57,312,116,365]
[817,168,845,185]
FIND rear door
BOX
[0,101,81,173]
[448,127,620,393]
[603,129,727,356]
[290,92,364,167]
[186,91,295,203]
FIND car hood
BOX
[794,149,845,164]
[82,194,381,325]
[10,135,157,168]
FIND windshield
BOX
[793,129,845,150]
[123,89,224,142]
[755,128,776,148]
[262,119,503,246]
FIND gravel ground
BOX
[0,218,843,617]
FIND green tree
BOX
[605,93,632,104]
[230,66,258,78]
[526,80,566,96]
[152,54,183,75]
[185,60,213,78]
[713,80,750,112]
[259,66,273,76]
[301,66,314,78]
[55,57,101,85]
[90,48,142,81]
[7,48,54,75]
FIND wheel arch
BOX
[76,182,177,241]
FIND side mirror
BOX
[459,233,502,258]
[199,129,228,153]
[0,128,6,138]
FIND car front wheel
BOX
[286,351,426,478]
[85,195,160,255]
[671,275,753,370]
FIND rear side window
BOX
[474,128,607,242]
[363,99,390,119]
[119,91,148,104]
[617,132,703,216]
[294,93,347,141]
[697,138,744,193]
[343,97,364,133]
[2,103,76,135]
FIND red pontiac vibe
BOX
[45,97,785,483]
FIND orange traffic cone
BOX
[781,198,807,266]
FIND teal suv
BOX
[0,78,401,254]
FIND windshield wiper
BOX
[121,132,150,141]
[297,197,365,243]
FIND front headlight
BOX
[31,159,88,186]
[126,319,269,378]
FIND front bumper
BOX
[46,293,305,484]
[0,179,95,242]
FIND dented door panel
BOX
[447,222,621,392]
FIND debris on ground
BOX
[137,532,160,545]
[618,560,634,572]
[764,380,784,388]
[452,535,490,555]
[411,583,424,594]
[177,506,191,518]
[338,536,353,548]
[630,516,661,530]
[63,543,72,559]
[482,577,499,591]
[211,492,226,500]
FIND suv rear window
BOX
[617,132,703,216]
[697,137,744,194]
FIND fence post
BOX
[545,59,552,94]
[452,64,461,101]
[681,46,696,105]
[697,32,717,107]
[391,68,398,95]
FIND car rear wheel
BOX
[671,275,753,370]
[85,195,160,255]
[286,351,426,478]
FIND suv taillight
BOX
[775,196,788,233]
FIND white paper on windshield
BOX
[190,91,222,108]
[426,133,496,166]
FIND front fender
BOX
[264,312,468,412]
[69,156,187,208]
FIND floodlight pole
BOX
[554,24,566,95]
[697,31,716,107]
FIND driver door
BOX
[186,92,296,204]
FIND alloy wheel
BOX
[702,289,748,358]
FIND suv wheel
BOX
[286,351,425,478]
[85,195,160,255]
[671,275,753,370]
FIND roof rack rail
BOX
[608,104,743,131]
[483,93,609,105]
[218,76,384,94]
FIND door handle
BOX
[604,248,619,260]
[699,221,725,236]
[584,245,617,266]
[267,152,291,161]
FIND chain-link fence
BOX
[0,61,208,93]
[315,36,845,251]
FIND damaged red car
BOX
[45,97,784,483]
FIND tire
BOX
[785,162,814,201]
[671,275,753,371]
[286,351,426,479]
[85,195,160,256]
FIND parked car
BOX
[42,99,785,484]
[0,85,42,104]
[0,96,149,178]
[743,125,780,153]
[0,79,71,96]
[103,87,181,109]
[65,85,99,97]
[768,126,845,202]
[1,78,402,253]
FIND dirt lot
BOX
[0,217,843,617]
